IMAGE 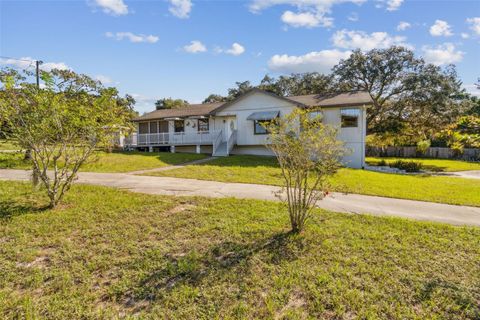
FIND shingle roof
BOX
[132,90,372,122]
[133,102,224,121]
[287,91,373,107]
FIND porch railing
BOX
[125,131,221,146]
[226,129,237,154]
[212,130,223,155]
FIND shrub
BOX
[389,160,423,172]
[416,140,431,156]
[378,159,387,166]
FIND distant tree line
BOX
[155,46,479,150]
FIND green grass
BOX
[366,157,480,172]
[145,155,480,207]
[0,139,20,151]
[0,181,479,319]
[0,151,207,173]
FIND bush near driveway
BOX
[0,181,479,319]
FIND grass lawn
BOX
[145,155,480,207]
[366,156,480,172]
[0,181,479,319]
[0,139,20,151]
[0,151,206,173]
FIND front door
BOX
[223,118,236,141]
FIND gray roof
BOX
[287,91,373,107]
[246,110,280,121]
[133,90,372,122]
[133,102,224,121]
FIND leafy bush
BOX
[378,159,387,166]
[416,140,431,155]
[389,160,423,172]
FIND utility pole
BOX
[35,60,42,88]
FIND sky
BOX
[1,0,479,113]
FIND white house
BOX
[127,89,372,168]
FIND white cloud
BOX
[268,49,351,73]
[183,40,207,53]
[422,43,464,66]
[467,17,480,35]
[105,32,159,43]
[281,11,326,28]
[396,21,411,31]
[386,0,403,11]
[95,75,113,84]
[226,43,245,56]
[249,0,365,28]
[92,0,128,16]
[429,20,453,37]
[347,12,359,22]
[461,33,470,39]
[331,29,410,51]
[0,57,70,71]
[169,0,192,19]
[375,0,403,11]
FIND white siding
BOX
[216,92,297,146]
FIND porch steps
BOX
[213,142,228,157]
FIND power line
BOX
[0,56,37,63]
[0,56,43,87]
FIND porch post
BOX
[148,146,153,153]
[196,145,201,154]
[171,145,176,153]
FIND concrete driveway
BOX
[1,169,479,227]
[449,170,480,180]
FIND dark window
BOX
[174,120,184,133]
[139,122,149,134]
[149,121,158,133]
[198,119,209,132]
[254,120,271,135]
[159,121,169,133]
[341,108,360,128]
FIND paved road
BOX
[1,169,479,227]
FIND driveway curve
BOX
[1,169,479,227]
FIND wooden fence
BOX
[366,146,480,161]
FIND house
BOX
[127,89,373,168]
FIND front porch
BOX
[124,129,237,156]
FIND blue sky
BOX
[1,0,479,113]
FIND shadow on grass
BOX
[0,199,50,220]
[118,231,305,309]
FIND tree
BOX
[202,94,227,104]
[333,46,467,141]
[155,98,188,110]
[227,81,254,100]
[333,46,422,133]
[0,68,133,208]
[266,110,345,233]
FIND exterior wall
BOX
[216,92,297,146]
[175,145,213,154]
[231,145,274,156]
[321,106,366,168]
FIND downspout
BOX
[362,104,366,169]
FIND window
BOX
[341,108,360,128]
[149,121,158,134]
[159,121,168,133]
[174,120,184,133]
[254,120,271,135]
[198,119,209,132]
[139,122,149,134]
[308,111,323,125]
